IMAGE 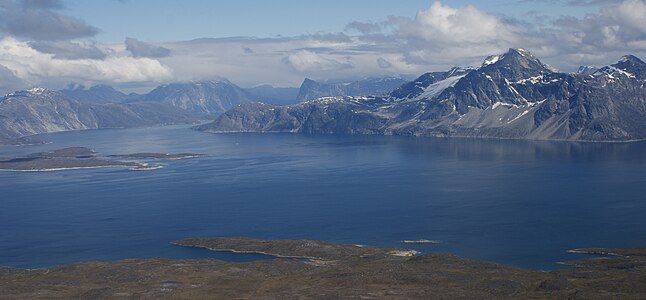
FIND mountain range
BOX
[1,49,644,144]
[0,88,197,144]
[0,76,406,144]
[198,49,646,142]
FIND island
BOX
[0,147,153,171]
[107,152,206,160]
[0,147,204,172]
[0,237,644,298]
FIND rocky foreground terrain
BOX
[1,237,644,299]
[199,49,646,142]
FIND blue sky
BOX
[63,0,601,42]
[0,0,643,91]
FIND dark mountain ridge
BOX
[199,49,646,142]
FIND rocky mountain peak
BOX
[479,48,551,81]
[611,55,645,79]
[576,66,598,76]
[618,55,644,65]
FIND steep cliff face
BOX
[199,49,646,142]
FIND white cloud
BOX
[0,37,171,87]
[0,0,644,90]
[539,0,646,67]
[398,1,521,46]
[282,50,354,72]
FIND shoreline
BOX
[3,123,645,148]
[197,128,646,144]
[2,237,644,298]
[0,147,207,172]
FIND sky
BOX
[0,0,644,93]
[62,0,600,42]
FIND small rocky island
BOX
[108,152,206,160]
[1,237,644,298]
[0,147,205,171]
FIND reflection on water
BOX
[0,125,644,270]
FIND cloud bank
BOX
[0,0,643,92]
[0,37,171,87]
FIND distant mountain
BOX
[137,80,253,116]
[199,49,646,142]
[296,76,409,101]
[244,85,300,105]
[576,66,598,76]
[62,84,139,103]
[0,88,197,145]
[0,79,300,144]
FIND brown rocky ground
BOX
[1,237,644,299]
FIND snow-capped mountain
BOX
[199,49,646,142]
[389,67,474,100]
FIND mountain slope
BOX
[0,88,197,144]
[62,85,136,103]
[296,77,408,102]
[199,49,646,142]
[137,80,253,116]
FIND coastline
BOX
[2,237,644,299]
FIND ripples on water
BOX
[0,125,644,270]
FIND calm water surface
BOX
[1,125,644,270]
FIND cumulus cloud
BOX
[343,0,646,70]
[0,0,99,41]
[0,37,171,86]
[0,0,644,90]
[536,0,646,66]
[398,2,522,46]
[125,37,172,58]
[29,40,107,60]
[152,0,644,87]
[373,1,541,67]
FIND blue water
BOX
[0,125,645,270]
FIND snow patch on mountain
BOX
[415,74,466,101]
